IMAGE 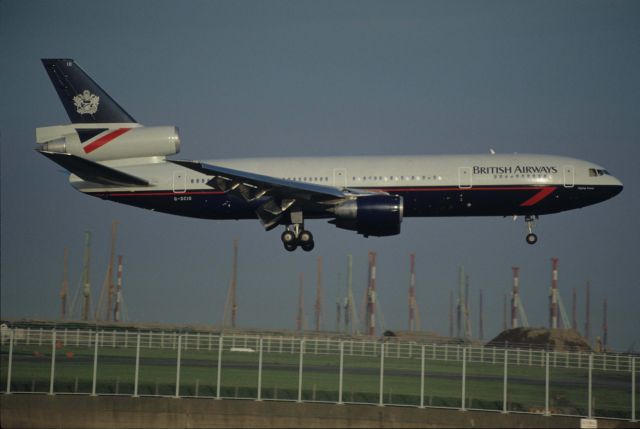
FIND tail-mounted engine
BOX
[36,125,180,161]
[330,194,404,237]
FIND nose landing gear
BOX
[525,215,538,245]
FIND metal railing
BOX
[1,328,637,422]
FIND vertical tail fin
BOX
[41,59,136,124]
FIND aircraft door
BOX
[563,165,575,188]
[333,168,347,188]
[458,166,472,189]
[173,171,186,193]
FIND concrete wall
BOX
[1,395,635,429]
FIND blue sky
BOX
[1,1,638,351]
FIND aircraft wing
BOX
[171,160,377,229]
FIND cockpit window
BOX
[589,168,610,177]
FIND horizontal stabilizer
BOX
[38,151,149,187]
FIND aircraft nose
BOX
[606,176,623,199]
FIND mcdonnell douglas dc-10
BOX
[37,59,623,251]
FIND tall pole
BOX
[602,298,608,351]
[231,239,238,328]
[60,247,69,320]
[550,258,559,329]
[222,239,238,328]
[408,253,417,331]
[95,221,117,321]
[106,221,118,321]
[502,293,507,331]
[457,265,464,338]
[479,289,484,341]
[297,273,304,332]
[585,281,591,344]
[345,255,355,334]
[464,274,471,340]
[366,252,377,336]
[336,273,342,332]
[511,267,520,329]
[315,256,322,332]
[81,231,92,321]
[113,255,123,322]
[449,290,454,337]
[572,287,578,331]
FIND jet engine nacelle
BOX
[36,125,181,161]
[331,194,404,237]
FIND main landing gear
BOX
[281,224,315,252]
[281,211,314,251]
[525,215,538,245]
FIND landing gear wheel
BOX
[298,230,314,251]
[299,230,313,244]
[524,215,539,245]
[281,230,296,245]
[284,243,298,252]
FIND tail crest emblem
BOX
[73,90,100,115]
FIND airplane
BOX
[36,59,623,251]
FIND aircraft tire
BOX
[526,233,538,245]
[284,243,297,252]
[281,230,296,244]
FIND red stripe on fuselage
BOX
[519,186,557,207]
[83,128,131,154]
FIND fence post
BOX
[544,351,550,416]
[338,341,344,405]
[257,337,263,401]
[175,335,182,398]
[91,331,99,396]
[49,330,57,395]
[378,342,385,407]
[216,335,223,399]
[502,348,508,413]
[133,332,141,397]
[297,339,304,403]
[5,329,14,394]
[420,344,425,408]
[588,353,593,418]
[461,347,467,411]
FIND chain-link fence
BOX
[1,328,637,421]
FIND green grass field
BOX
[1,342,636,420]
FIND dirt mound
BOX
[486,327,592,352]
